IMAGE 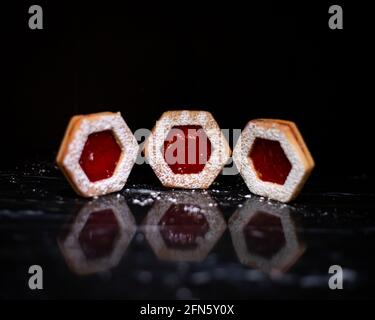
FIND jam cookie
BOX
[144,110,231,189]
[56,112,139,197]
[233,119,314,202]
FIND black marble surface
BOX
[0,160,374,299]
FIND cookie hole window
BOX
[78,209,120,260]
[163,125,212,174]
[158,204,209,250]
[79,130,122,182]
[243,211,286,259]
[248,138,292,185]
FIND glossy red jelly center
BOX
[79,130,122,182]
[243,211,286,259]
[159,204,209,250]
[79,209,119,260]
[249,138,292,185]
[163,125,212,174]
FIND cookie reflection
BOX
[143,191,226,262]
[229,199,305,275]
[58,195,136,275]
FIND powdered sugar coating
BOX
[58,112,139,197]
[233,119,314,203]
[144,111,231,189]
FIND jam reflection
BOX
[229,199,305,275]
[58,195,136,275]
[143,191,226,262]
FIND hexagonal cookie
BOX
[56,112,139,197]
[144,110,231,189]
[233,119,314,202]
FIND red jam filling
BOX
[163,125,212,174]
[79,130,122,182]
[158,204,209,250]
[249,138,292,185]
[243,211,286,259]
[79,209,120,260]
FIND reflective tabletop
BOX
[1,160,374,299]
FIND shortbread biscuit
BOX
[56,112,139,197]
[144,110,231,189]
[233,119,314,202]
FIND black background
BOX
[2,1,373,178]
[1,1,375,302]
